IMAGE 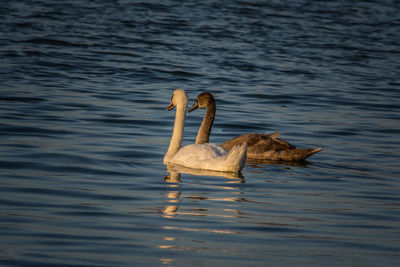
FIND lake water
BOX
[1,0,400,266]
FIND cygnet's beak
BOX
[166,100,175,111]
[188,100,198,113]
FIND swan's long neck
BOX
[195,100,215,144]
[164,102,187,163]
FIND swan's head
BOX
[166,89,188,111]
[188,92,215,112]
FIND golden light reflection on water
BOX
[162,226,238,235]
[159,258,174,265]
[166,191,180,202]
[163,205,179,217]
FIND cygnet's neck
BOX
[195,100,215,144]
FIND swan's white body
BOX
[163,89,246,172]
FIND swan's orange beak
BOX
[166,100,175,111]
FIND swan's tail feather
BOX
[223,142,247,172]
[307,147,322,157]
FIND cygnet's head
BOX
[188,92,215,112]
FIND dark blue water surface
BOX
[1,0,400,266]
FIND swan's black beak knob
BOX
[188,100,198,113]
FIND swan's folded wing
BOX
[170,143,247,172]
[221,133,295,152]
[220,134,259,151]
[171,143,226,165]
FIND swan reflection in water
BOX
[163,164,244,218]
[162,164,244,217]
[164,163,245,183]
[159,161,310,264]
[159,164,245,263]
[162,160,310,219]
[162,160,308,217]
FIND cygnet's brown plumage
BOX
[188,92,322,162]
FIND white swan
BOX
[163,89,247,172]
